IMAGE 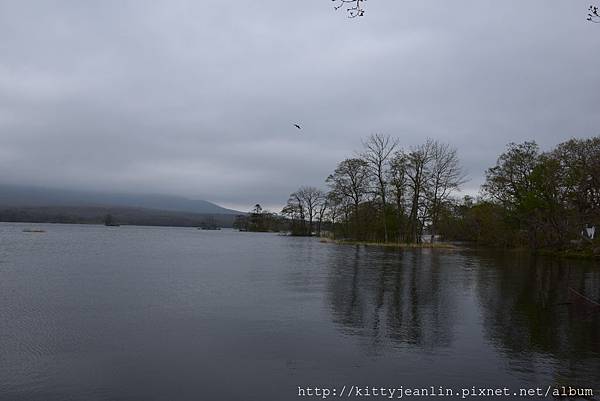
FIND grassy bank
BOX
[318,238,600,260]
[319,238,460,250]
[536,247,600,260]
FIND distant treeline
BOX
[283,134,599,250]
[0,206,238,228]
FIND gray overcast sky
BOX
[1,1,599,211]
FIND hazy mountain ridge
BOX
[0,185,242,215]
[0,185,244,227]
[0,205,239,228]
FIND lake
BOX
[0,223,599,400]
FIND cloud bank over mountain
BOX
[0,1,598,211]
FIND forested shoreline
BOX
[268,134,599,253]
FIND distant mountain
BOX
[0,184,242,215]
[0,205,239,228]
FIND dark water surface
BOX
[1,223,599,400]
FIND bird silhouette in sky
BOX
[293,123,301,130]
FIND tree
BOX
[426,141,466,242]
[316,193,328,237]
[361,133,398,242]
[436,193,543,248]
[482,141,540,244]
[325,189,354,239]
[282,192,306,235]
[551,137,600,232]
[405,140,435,243]
[283,187,327,236]
[526,154,570,246]
[326,158,370,239]
[297,186,325,236]
[388,150,409,242]
[481,141,573,248]
[483,141,540,208]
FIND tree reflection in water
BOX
[475,252,600,387]
[326,246,458,350]
[325,246,600,387]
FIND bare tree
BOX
[282,192,306,234]
[405,140,435,243]
[388,150,409,242]
[325,190,355,239]
[333,0,365,18]
[326,158,370,238]
[361,134,398,242]
[284,187,329,236]
[296,186,325,236]
[426,141,466,242]
[316,192,328,236]
[325,191,342,239]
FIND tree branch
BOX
[588,5,600,22]
[332,0,365,18]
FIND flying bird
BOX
[293,123,301,130]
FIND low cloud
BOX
[0,0,598,211]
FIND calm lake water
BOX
[1,223,599,401]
